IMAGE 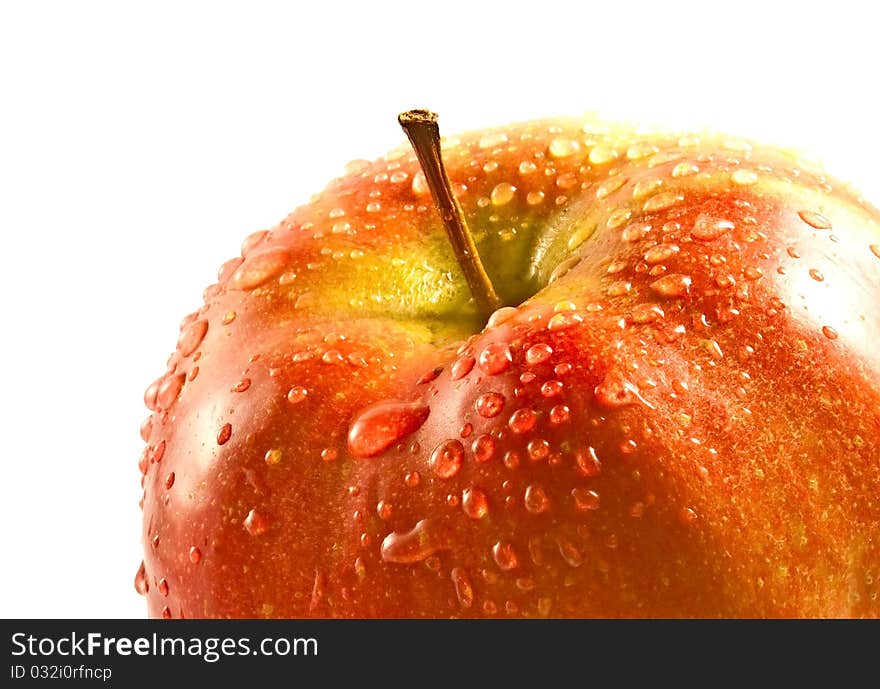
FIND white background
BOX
[0,1,876,618]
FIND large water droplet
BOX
[472,434,496,462]
[189,546,202,564]
[572,487,600,511]
[451,355,476,380]
[650,273,692,297]
[380,519,450,564]
[644,243,680,264]
[462,486,490,519]
[475,392,506,418]
[524,484,550,514]
[230,249,289,290]
[479,342,513,375]
[348,401,431,459]
[798,210,832,230]
[508,408,537,434]
[177,319,208,357]
[156,373,185,410]
[430,439,465,479]
[491,183,516,206]
[525,343,553,365]
[547,311,584,331]
[549,137,580,158]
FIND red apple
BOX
[137,110,880,618]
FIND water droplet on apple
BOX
[518,160,538,175]
[475,392,506,418]
[244,508,269,536]
[150,440,166,464]
[525,343,553,365]
[798,210,832,230]
[549,137,580,158]
[347,400,431,458]
[549,404,570,424]
[809,268,824,282]
[527,438,550,461]
[650,273,692,297]
[540,380,564,397]
[491,183,516,206]
[161,607,172,619]
[189,546,202,564]
[822,325,838,340]
[479,342,513,375]
[691,214,734,241]
[508,408,537,434]
[589,144,617,164]
[524,484,550,514]
[380,519,450,564]
[264,448,282,466]
[231,378,251,393]
[621,222,652,242]
[157,578,169,596]
[230,249,289,290]
[451,355,476,380]
[451,567,474,609]
[548,256,582,284]
[217,423,232,445]
[631,303,665,323]
[547,311,584,331]
[644,243,680,264]
[526,190,545,205]
[462,486,490,519]
[572,487,600,511]
[156,373,185,410]
[405,471,421,488]
[870,244,880,259]
[492,541,519,570]
[558,538,584,567]
[430,439,465,479]
[487,306,518,328]
[287,386,309,404]
[164,472,175,489]
[672,161,699,177]
[606,207,632,230]
[134,561,148,595]
[472,434,496,463]
[643,192,682,212]
[177,319,208,357]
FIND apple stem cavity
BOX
[398,109,503,320]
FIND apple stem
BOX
[398,110,503,320]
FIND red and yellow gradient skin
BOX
[137,117,880,618]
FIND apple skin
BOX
[137,116,880,618]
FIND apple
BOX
[136,109,880,618]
